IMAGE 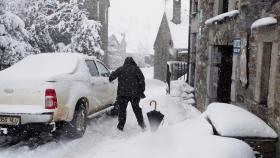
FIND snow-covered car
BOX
[0,53,117,138]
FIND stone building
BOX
[153,0,189,82]
[80,0,110,63]
[191,0,280,156]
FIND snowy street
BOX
[0,0,279,157]
[0,68,256,158]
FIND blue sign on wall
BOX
[233,38,241,54]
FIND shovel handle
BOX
[150,100,157,111]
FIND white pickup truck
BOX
[0,53,117,138]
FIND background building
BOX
[153,0,189,82]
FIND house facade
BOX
[190,0,280,156]
[154,0,189,82]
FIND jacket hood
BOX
[124,57,137,66]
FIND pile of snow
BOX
[90,118,255,158]
[0,78,256,158]
[205,10,239,25]
[170,80,194,98]
[169,80,199,118]
[251,17,278,29]
[204,103,278,138]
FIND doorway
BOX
[208,45,233,103]
[216,45,233,103]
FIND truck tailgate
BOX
[0,80,47,107]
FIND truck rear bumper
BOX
[0,105,55,125]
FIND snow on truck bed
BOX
[204,103,278,138]
[0,53,82,80]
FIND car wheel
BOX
[66,102,87,138]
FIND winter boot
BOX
[117,124,124,131]
[139,122,146,132]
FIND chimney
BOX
[172,0,181,24]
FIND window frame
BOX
[85,60,99,77]
[95,61,110,77]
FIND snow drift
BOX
[204,103,278,138]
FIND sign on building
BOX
[233,37,241,54]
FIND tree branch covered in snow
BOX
[0,2,39,70]
[0,0,103,70]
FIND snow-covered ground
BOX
[0,67,255,158]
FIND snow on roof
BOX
[167,60,188,65]
[204,103,278,138]
[251,17,278,29]
[165,0,189,49]
[178,50,188,54]
[205,10,239,25]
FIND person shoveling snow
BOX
[109,57,147,131]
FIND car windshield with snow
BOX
[0,53,117,138]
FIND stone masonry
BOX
[192,0,280,157]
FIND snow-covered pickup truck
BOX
[0,53,117,138]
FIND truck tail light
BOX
[45,89,58,109]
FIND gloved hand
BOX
[140,92,146,99]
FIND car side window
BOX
[95,61,110,77]
[85,60,99,77]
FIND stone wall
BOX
[194,0,213,111]
[194,0,280,156]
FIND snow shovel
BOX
[147,100,164,132]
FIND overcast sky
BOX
[109,0,166,54]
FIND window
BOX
[97,0,100,19]
[104,8,107,24]
[95,61,110,77]
[192,0,198,14]
[86,60,99,76]
[169,40,173,47]
[217,0,229,14]
[259,42,272,104]
[222,0,229,13]
[191,33,197,53]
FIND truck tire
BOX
[65,101,87,138]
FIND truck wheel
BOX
[66,103,87,138]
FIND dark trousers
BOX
[116,96,144,129]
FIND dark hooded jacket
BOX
[109,57,145,97]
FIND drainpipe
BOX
[187,0,192,83]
